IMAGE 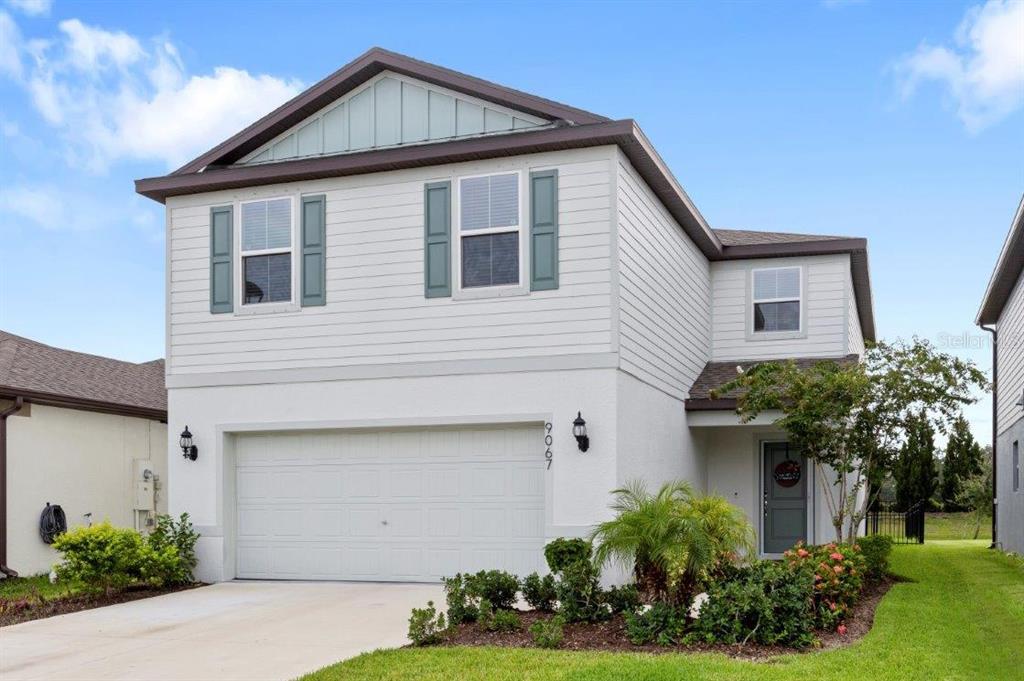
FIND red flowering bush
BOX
[784,541,866,631]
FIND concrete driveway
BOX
[0,581,443,681]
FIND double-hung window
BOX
[240,197,293,305]
[752,266,801,333]
[458,172,521,289]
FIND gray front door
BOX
[763,442,808,554]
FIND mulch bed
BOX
[0,583,205,627]
[440,577,895,660]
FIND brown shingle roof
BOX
[0,331,166,419]
[686,355,859,409]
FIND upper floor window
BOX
[752,266,801,333]
[458,172,520,289]
[241,197,292,305]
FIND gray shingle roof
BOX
[0,331,166,416]
[712,229,852,247]
[688,355,860,402]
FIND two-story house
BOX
[136,48,875,583]
[977,195,1024,555]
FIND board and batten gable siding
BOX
[710,254,854,362]
[997,271,1024,435]
[167,147,616,378]
[614,151,711,401]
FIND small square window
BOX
[244,253,291,304]
[752,267,801,333]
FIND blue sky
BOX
[1,0,1022,443]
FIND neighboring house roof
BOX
[134,47,875,341]
[0,331,166,421]
[685,354,860,411]
[977,194,1024,325]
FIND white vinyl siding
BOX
[615,153,711,400]
[847,266,865,357]
[167,147,614,377]
[710,255,852,362]
[997,273,1024,435]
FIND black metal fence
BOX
[865,501,925,544]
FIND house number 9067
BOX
[544,422,553,470]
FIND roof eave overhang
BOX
[684,398,738,411]
[137,119,724,260]
[976,194,1024,326]
[0,386,167,422]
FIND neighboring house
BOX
[135,48,875,583]
[976,195,1024,555]
[0,331,168,577]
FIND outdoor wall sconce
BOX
[179,426,198,461]
[572,411,590,452]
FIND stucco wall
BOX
[6,404,167,576]
[168,368,625,583]
[996,415,1024,554]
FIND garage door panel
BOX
[235,424,545,582]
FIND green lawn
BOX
[302,541,1024,681]
[926,512,991,540]
[0,574,81,602]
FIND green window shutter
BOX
[424,181,451,298]
[209,206,233,314]
[530,169,559,291]
[301,195,327,307]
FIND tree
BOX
[714,338,988,544]
[957,446,993,539]
[590,480,753,605]
[894,411,939,511]
[940,416,984,511]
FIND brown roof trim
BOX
[172,47,608,176]
[977,194,1024,325]
[138,119,724,259]
[684,398,738,411]
[0,386,167,422]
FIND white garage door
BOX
[234,425,546,581]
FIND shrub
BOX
[591,481,753,605]
[784,541,866,630]
[624,602,687,646]
[522,572,557,612]
[857,535,893,580]
[603,583,641,614]
[480,603,522,633]
[408,601,447,646]
[687,560,816,647]
[529,615,565,649]
[442,574,478,624]
[544,538,591,574]
[146,513,199,585]
[554,560,607,623]
[467,570,520,610]
[52,522,179,594]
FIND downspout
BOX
[981,325,998,549]
[0,396,24,577]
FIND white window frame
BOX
[236,195,299,312]
[748,265,804,338]
[453,170,529,299]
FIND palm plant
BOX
[590,480,753,605]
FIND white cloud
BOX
[0,12,23,79]
[0,184,100,231]
[894,0,1024,132]
[4,0,51,17]
[0,15,302,171]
